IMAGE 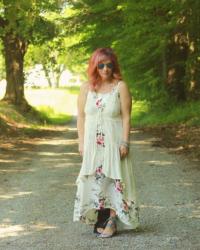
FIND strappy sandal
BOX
[97,216,117,238]
[95,227,104,235]
[93,209,110,235]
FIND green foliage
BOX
[65,0,200,104]
[25,39,66,87]
[64,86,80,94]
[25,88,75,124]
[35,105,71,125]
[132,100,200,126]
[64,1,167,101]
[1,0,199,112]
[0,100,44,126]
[0,87,74,132]
[0,0,64,43]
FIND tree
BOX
[66,0,200,103]
[26,40,66,88]
[163,0,200,101]
[0,0,64,109]
[0,41,5,80]
[65,0,169,101]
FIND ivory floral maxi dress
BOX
[73,81,140,231]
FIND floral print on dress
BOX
[95,98,105,110]
[121,200,137,216]
[122,199,129,214]
[73,174,140,228]
[115,179,124,194]
[95,165,105,180]
[98,198,106,209]
[96,132,105,147]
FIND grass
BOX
[64,86,80,95]
[35,105,72,125]
[0,88,78,136]
[0,101,32,125]
[132,100,200,127]
[25,88,77,125]
[0,101,43,137]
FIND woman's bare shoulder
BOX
[79,82,90,95]
[118,80,130,92]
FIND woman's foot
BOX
[96,227,104,234]
[93,208,110,235]
[97,216,117,238]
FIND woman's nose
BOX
[103,65,109,71]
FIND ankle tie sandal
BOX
[93,209,110,235]
[97,216,117,238]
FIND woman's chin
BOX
[100,75,112,81]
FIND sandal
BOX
[95,227,104,235]
[97,216,117,238]
[93,209,110,235]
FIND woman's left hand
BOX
[119,145,129,159]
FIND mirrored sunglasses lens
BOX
[107,63,113,69]
[98,63,113,69]
[98,64,104,69]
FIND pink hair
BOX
[87,48,122,90]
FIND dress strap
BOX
[114,80,123,95]
[116,80,122,89]
[117,80,122,87]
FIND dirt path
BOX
[0,121,200,250]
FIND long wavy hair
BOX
[87,48,122,90]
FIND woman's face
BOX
[97,59,113,81]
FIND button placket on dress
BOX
[95,95,105,177]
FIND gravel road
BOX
[0,121,200,250]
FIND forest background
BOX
[0,0,199,161]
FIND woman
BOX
[73,48,140,238]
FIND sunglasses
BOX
[97,62,114,70]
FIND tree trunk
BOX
[165,31,188,102]
[43,65,53,88]
[162,46,167,84]
[55,73,60,88]
[55,65,65,88]
[2,32,29,109]
[186,2,200,100]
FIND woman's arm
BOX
[118,81,132,158]
[77,83,88,156]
